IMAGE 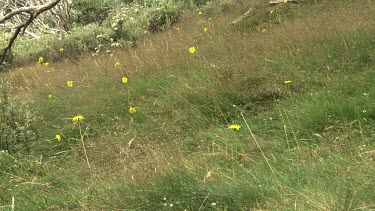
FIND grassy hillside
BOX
[1,0,375,210]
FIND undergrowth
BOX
[0,0,374,210]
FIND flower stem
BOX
[78,122,91,169]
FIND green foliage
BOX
[193,0,209,6]
[106,1,182,42]
[69,0,133,26]
[148,6,182,31]
[291,91,375,133]
[13,24,115,65]
[104,169,263,210]
[0,79,38,153]
[1,0,375,209]
[64,24,115,53]
[233,6,293,34]
[10,1,185,66]
[106,4,151,41]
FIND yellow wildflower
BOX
[198,11,202,15]
[204,27,208,32]
[59,48,64,52]
[67,81,73,87]
[284,80,292,84]
[56,134,61,141]
[115,61,120,67]
[284,0,288,3]
[110,38,114,42]
[129,107,136,114]
[122,77,128,84]
[110,53,114,57]
[38,57,44,64]
[270,10,274,15]
[189,47,196,54]
[48,94,52,98]
[228,124,241,130]
[44,62,49,66]
[72,115,84,122]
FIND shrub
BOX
[106,1,182,41]
[69,0,133,26]
[106,4,150,42]
[12,23,115,65]
[8,0,190,66]
[0,79,38,154]
[148,6,182,32]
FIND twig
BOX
[198,191,210,211]
[270,0,300,5]
[231,7,254,25]
[11,196,14,211]
[357,118,366,145]
[78,122,91,169]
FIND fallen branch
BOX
[231,0,301,25]
[270,0,300,5]
[230,7,254,25]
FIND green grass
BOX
[1,0,375,210]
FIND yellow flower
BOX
[228,124,241,130]
[38,57,44,64]
[270,10,274,15]
[129,107,136,114]
[189,47,196,54]
[122,77,128,83]
[198,11,202,15]
[284,80,292,84]
[176,27,180,31]
[110,38,114,42]
[115,61,120,67]
[48,94,52,98]
[44,62,49,66]
[67,81,73,87]
[72,115,84,122]
[59,48,64,52]
[284,0,288,3]
[56,134,61,141]
[204,27,208,32]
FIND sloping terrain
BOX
[1,0,374,210]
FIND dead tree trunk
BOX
[0,0,64,66]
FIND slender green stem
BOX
[78,122,91,169]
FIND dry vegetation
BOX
[1,0,374,210]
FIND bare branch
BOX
[0,0,62,66]
[0,7,37,24]
[269,0,300,5]
[230,0,301,25]
[231,7,254,25]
